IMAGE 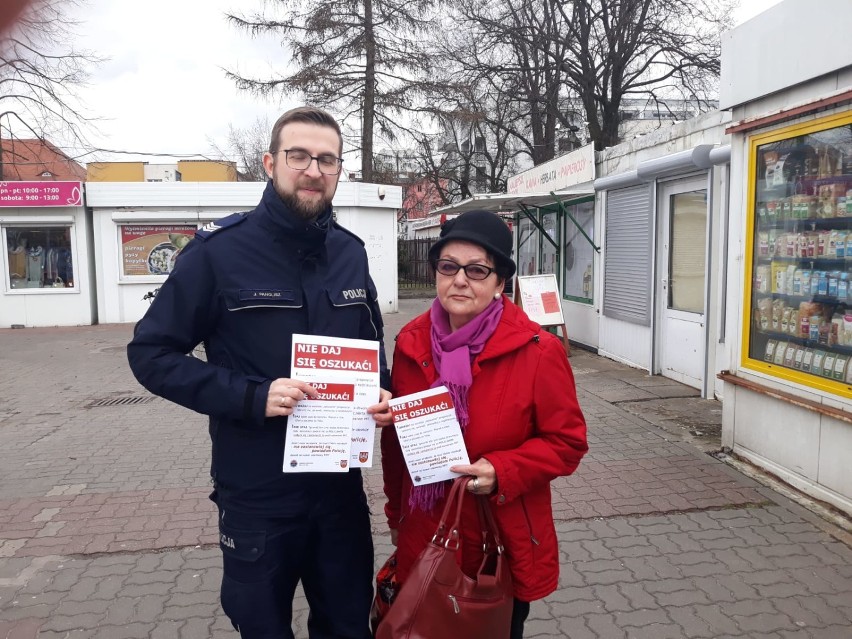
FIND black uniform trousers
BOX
[216,478,374,639]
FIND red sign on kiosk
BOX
[0,181,82,207]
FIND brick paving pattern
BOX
[1,298,850,638]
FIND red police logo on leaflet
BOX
[340,459,349,469]
[358,452,369,463]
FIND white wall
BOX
[594,112,731,373]
[721,14,852,512]
[0,207,95,327]
[598,316,653,370]
[562,301,599,349]
[87,182,401,324]
[720,0,852,110]
[333,206,398,314]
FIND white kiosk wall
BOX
[87,182,400,324]
[0,181,95,327]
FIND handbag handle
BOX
[476,495,505,554]
[431,477,506,554]
[431,477,471,550]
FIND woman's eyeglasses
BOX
[434,259,495,281]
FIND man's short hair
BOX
[269,106,343,155]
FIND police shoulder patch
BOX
[195,212,248,241]
[332,221,365,246]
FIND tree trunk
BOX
[362,0,376,182]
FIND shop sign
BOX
[507,144,595,194]
[0,181,82,207]
[120,224,196,277]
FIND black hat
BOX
[429,209,516,279]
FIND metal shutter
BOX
[603,185,652,325]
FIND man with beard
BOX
[128,106,393,639]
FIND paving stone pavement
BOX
[1,297,851,638]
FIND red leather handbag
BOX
[375,477,513,639]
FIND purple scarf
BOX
[408,296,504,512]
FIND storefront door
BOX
[657,177,708,388]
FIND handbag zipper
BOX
[448,594,460,614]
[448,593,506,612]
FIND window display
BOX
[747,114,852,390]
[5,226,74,289]
[562,200,594,303]
[517,217,537,277]
[540,211,559,276]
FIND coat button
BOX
[498,494,506,504]
[422,361,429,367]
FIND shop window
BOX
[5,226,74,290]
[562,200,595,303]
[540,211,559,276]
[119,224,197,278]
[517,216,537,277]
[746,113,852,394]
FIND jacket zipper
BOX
[520,496,540,546]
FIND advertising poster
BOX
[120,225,196,276]
[517,274,565,327]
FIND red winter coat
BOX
[381,298,588,601]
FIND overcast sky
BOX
[64,0,783,169]
[66,0,294,166]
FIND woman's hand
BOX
[368,388,393,427]
[450,458,497,495]
[265,379,318,417]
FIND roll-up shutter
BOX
[603,185,652,325]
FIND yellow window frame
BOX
[741,110,852,397]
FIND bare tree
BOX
[407,94,526,205]
[425,0,729,157]
[208,116,270,181]
[432,0,576,165]
[0,0,96,163]
[550,0,730,149]
[226,0,431,182]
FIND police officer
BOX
[128,106,393,639]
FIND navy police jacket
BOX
[127,181,389,515]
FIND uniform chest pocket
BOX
[326,289,376,338]
[223,287,303,311]
[329,287,371,308]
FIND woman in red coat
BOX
[381,209,589,638]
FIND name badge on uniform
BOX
[239,289,295,301]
